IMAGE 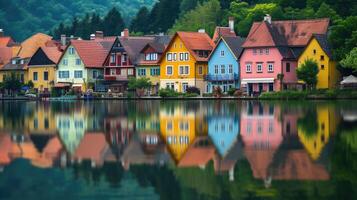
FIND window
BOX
[286,62,290,72]
[257,63,263,72]
[166,83,174,90]
[221,65,225,74]
[59,71,69,78]
[69,47,75,55]
[220,50,225,57]
[253,49,257,55]
[166,66,173,75]
[44,71,48,81]
[150,68,160,76]
[268,62,274,72]
[110,69,116,75]
[74,70,83,78]
[122,54,127,63]
[75,58,81,65]
[321,65,325,70]
[214,65,219,74]
[228,65,233,74]
[265,48,269,55]
[145,53,158,61]
[33,72,38,81]
[173,53,177,61]
[198,66,203,74]
[92,70,98,79]
[138,68,146,76]
[179,53,184,61]
[259,49,263,55]
[62,59,68,66]
[128,69,134,75]
[44,118,49,129]
[179,66,189,75]
[184,53,189,61]
[166,53,172,61]
[110,53,116,63]
[313,49,316,55]
[182,83,189,92]
[320,55,325,61]
[246,64,252,73]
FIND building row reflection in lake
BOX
[0,101,343,182]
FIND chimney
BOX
[0,29,3,37]
[121,29,129,37]
[90,34,95,40]
[60,34,66,46]
[229,17,235,33]
[264,14,272,24]
[198,29,206,33]
[95,31,104,39]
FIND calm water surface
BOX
[0,100,356,200]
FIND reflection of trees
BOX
[0,102,35,131]
[298,108,318,137]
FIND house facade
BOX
[57,38,114,92]
[136,36,171,95]
[27,47,62,92]
[0,57,29,83]
[298,34,340,89]
[240,17,330,95]
[159,32,214,93]
[207,36,244,93]
[103,30,155,93]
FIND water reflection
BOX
[0,100,356,199]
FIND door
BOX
[269,83,274,91]
[259,83,263,93]
[248,83,253,96]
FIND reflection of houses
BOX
[298,105,338,160]
[73,132,112,168]
[26,103,57,135]
[240,102,283,180]
[0,133,62,170]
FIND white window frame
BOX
[179,66,189,75]
[69,47,75,55]
[228,64,233,74]
[62,59,68,66]
[268,63,274,72]
[221,65,225,74]
[179,53,184,61]
[75,58,81,65]
[214,65,219,74]
[127,68,134,75]
[166,53,172,61]
[110,53,116,63]
[74,70,83,78]
[220,50,225,57]
[138,68,146,76]
[184,53,189,61]
[246,64,252,73]
[166,66,173,75]
[265,48,269,55]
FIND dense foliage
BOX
[0,0,156,40]
[297,59,319,89]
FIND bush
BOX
[186,86,200,95]
[259,91,308,99]
[183,93,198,97]
[233,89,244,97]
[228,88,237,96]
[159,88,180,97]
[213,86,223,98]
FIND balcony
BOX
[104,74,135,81]
[204,73,239,81]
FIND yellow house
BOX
[159,104,197,162]
[298,34,340,89]
[26,102,57,135]
[27,47,62,92]
[0,57,29,83]
[159,32,215,93]
[298,104,339,160]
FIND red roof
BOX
[212,27,236,43]
[243,18,330,48]
[69,38,115,68]
[74,133,108,162]
[41,46,62,64]
[178,137,215,167]
[0,47,13,67]
[0,37,14,47]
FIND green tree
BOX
[3,73,23,96]
[130,7,150,34]
[297,107,318,137]
[296,59,319,90]
[315,3,341,23]
[170,0,222,36]
[340,47,357,73]
[103,7,125,36]
[128,77,152,97]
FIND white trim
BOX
[241,78,274,84]
[166,65,173,76]
[178,65,190,75]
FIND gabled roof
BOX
[0,47,13,68]
[312,34,333,58]
[0,36,15,47]
[118,36,155,64]
[210,36,245,60]
[65,37,115,68]
[28,46,62,66]
[0,57,30,71]
[161,32,215,62]
[212,27,236,43]
[17,33,53,58]
[137,35,172,65]
[42,46,62,63]
[243,18,330,48]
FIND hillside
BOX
[0,0,157,41]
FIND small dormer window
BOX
[11,59,16,65]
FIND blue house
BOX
[206,36,245,93]
[208,116,239,157]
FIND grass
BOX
[259,89,357,100]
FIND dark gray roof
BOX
[313,34,332,58]
[278,47,304,60]
[222,36,245,59]
[119,36,155,64]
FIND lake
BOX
[0,100,356,200]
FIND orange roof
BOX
[0,47,13,68]
[17,33,53,58]
[212,27,236,43]
[68,38,115,68]
[178,137,215,167]
[0,37,14,47]
[243,18,329,47]
[42,46,62,63]
[244,149,276,179]
[0,135,12,165]
[74,133,109,162]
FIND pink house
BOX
[239,16,329,95]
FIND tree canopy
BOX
[297,59,319,90]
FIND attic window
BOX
[321,65,325,70]
[320,55,325,61]
[313,49,316,55]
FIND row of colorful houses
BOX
[0,16,340,95]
